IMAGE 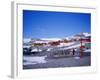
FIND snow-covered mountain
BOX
[65,32,90,40]
[74,32,90,37]
[23,38,31,43]
[23,32,90,44]
[41,38,62,41]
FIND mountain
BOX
[74,32,90,37]
[41,38,62,41]
[23,32,90,43]
[23,38,31,43]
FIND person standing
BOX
[72,48,75,56]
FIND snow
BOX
[67,44,80,49]
[41,38,61,41]
[84,49,91,52]
[23,45,30,48]
[23,56,47,65]
[31,48,38,52]
[82,32,91,37]
[31,48,42,52]
[47,48,52,51]
[57,42,75,47]
[74,57,80,59]
[34,40,49,43]
[23,38,31,43]
[61,42,81,50]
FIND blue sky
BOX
[23,10,91,38]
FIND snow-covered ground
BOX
[61,42,80,50]
[84,49,91,52]
[31,48,42,52]
[23,56,91,69]
[23,45,31,48]
[23,56,47,65]
[58,42,75,47]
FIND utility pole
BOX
[80,38,83,58]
